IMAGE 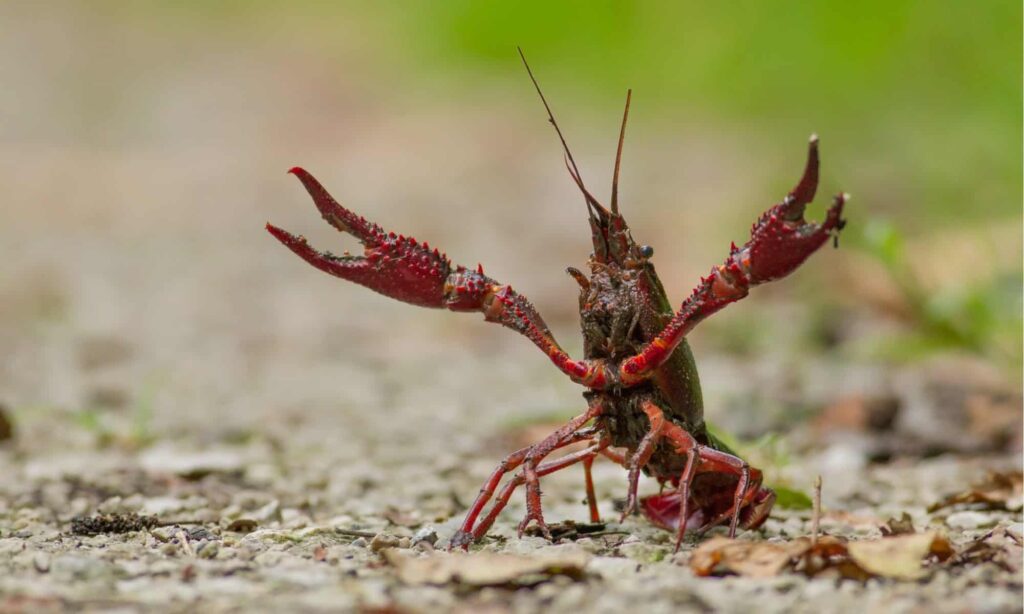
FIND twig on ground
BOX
[811,475,823,546]
[336,528,378,539]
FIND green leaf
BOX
[771,485,814,510]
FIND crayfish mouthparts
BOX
[267,58,845,549]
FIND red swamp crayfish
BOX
[266,53,847,551]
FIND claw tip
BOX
[809,133,819,144]
[287,166,304,176]
[265,223,293,243]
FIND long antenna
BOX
[517,47,609,220]
[611,89,632,214]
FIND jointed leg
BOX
[658,421,760,547]
[468,438,611,542]
[517,402,604,537]
[582,455,599,523]
[452,444,535,545]
[621,400,667,520]
[674,448,698,551]
[450,401,603,548]
[600,447,627,465]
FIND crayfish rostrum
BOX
[266,53,846,551]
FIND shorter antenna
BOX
[611,89,632,214]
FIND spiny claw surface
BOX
[267,167,453,307]
[742,137,846,283]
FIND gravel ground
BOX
[1,320,1020,613]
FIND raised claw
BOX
[619,136,846,387]
[267,167,453,307]
[743,137,846,283]
[269,168,611,387]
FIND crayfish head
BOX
[588,208,654,270]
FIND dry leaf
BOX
[929,470,1023,512]
[383,550,589,586]
[947,526,1023,572]
[880,512,916,536]
[846,531,953,580]
[690,533,954,581]
[690,536,814,578]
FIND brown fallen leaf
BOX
[880,512,916,536]
[690,537,817,578]
[383,549,589,586]
[928,470,1023,512]
[946,526,1023,573]
[690,532,952,581]
[846,531,953,580]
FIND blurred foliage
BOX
[385,1,1020,227]
[123,1,1020,225]
[773,486,815,511]
[861,219,1023,369]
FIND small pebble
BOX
[946,511,996,530]
[253,500,282,524]
[97,497,124,514]
[150,527,176,543]
[411,526,438,546]
[197,541,220,559]
[33,553,50,573]
[370,533,400,552]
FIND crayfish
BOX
[266,52,846,551]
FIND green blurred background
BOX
[123,0,1022,225]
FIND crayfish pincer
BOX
[266,53,846,552]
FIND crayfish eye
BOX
[638,245,654,259]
